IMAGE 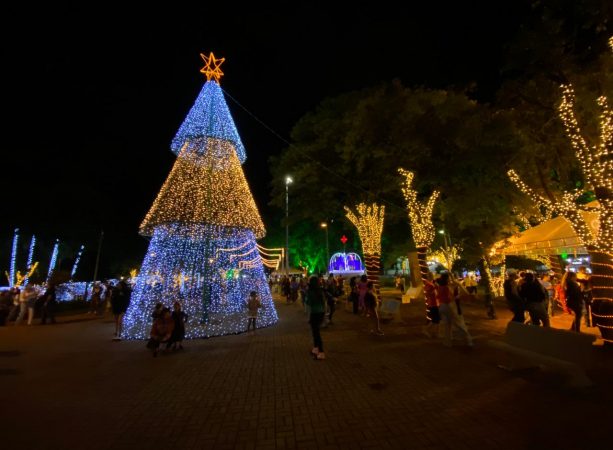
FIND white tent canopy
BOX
[497,207,599,257]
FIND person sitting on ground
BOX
[365,281,383,336]
[148,307,174,357]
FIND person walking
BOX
[40,285,57,325]
[348,276,359,314]
[305,276,326,360]
[357,274,368,315]
[365,282,383,335]
[325,274,337,324]
[565,271,584,332]
[504,272,524,323]
[15,284,36,325]
[576,266,593,327]
[437,273,472,347]
[111,280,131,340]
[519,273,550,327]
[89,283,102,315]
[245,291,261,334]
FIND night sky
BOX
[2,2,529,279]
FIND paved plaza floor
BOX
[1,292,612,450]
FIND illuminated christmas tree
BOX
[122,53,278,339]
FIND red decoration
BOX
[340,235,348,245]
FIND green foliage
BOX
[270,82,521,265]
[498,0,612,201]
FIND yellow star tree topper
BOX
[200,52,225,83]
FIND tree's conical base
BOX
[122,223,277,339]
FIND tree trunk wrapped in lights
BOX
[122,54,277,339]
[398,168,439,283]
[508,76,613,342]
[345,203,385,298]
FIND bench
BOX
[488,321,596,388]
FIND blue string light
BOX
[171,81,247,163]
[9,228,19,287]
[122,223,277,339]
[23,235,36,286]
[47,239,59,282]
[71,245,85,279]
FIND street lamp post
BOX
[321,222,329,271]
[285,176,293,275]
[438,229,449,250]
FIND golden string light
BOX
[140,137,266,238]
[344,203,385,255]
[200,52,225,83]
[11,262,39,287]
[398,168,439,248]
[507,169,597,247]
[427,245,462,270]
[557,83,612,252]
[256,244,284,270]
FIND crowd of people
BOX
[2,265,597,361]
[1,283,60,326]
[503,266,593,332]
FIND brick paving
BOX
[1,291,611,450]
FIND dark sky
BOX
[2,2,529,279]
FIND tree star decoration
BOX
[398,168,440,248]
[200,52,225,83]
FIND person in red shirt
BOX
[422,272,440,338]
[437,273,473,347]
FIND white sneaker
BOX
[316,352,326,360]
[311,347,319,355]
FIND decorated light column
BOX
[345,203,385,298]
[46,239,59,283]
[398,169,439,283]
[22,235,36,286]
[9,228,19,287]
[71,245,85,280]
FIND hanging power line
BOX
[221,87,408,213]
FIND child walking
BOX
[246,291,261,334]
